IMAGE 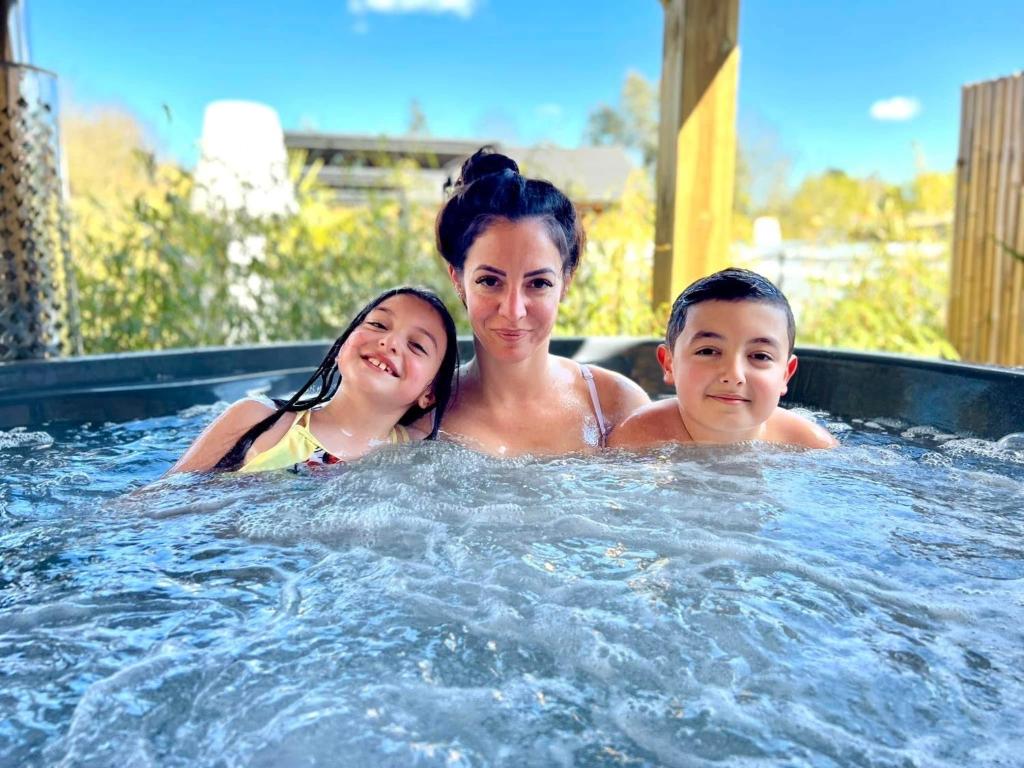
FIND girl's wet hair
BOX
[214,287,459,471]
[436,146,585,278]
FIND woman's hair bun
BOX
[451,146,519,190]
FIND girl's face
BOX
[450,217,567,363]
[337,294,448,410]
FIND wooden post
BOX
[653,0,740,308]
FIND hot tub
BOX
[1,340,1022,766]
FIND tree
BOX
[407,99,429,136]
[778,169,889,242]
[62,106,156,202]
[584,71,659,169]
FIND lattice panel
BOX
[0,64,73,361]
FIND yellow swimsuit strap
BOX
[239,410,411,473]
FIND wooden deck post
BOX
[653,0,740,308]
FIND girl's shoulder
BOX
[167,397,281,474]
[223,396,279,426]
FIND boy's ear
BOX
[781,355,798,396]
[656,343,675,385]
[447,265,465,305]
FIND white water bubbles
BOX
[0,426,53,450]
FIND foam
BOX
[0,427,53,450]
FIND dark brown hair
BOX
[666,268,796,354]
[436,147,585,278]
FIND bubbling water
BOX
[1,410,1023,767]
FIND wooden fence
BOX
[949,72,1024,365]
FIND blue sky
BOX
[30,0,1024,185]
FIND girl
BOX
[431,148,649,456]
[169,287,458,474]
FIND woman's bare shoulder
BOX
[585,363,651,421]
[405,423,432,441]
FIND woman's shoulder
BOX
[403,422,432,441]
[581,362,651,420]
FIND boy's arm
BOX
[608,400,680,449]
[166,399,277,475]
[771,407,838,449]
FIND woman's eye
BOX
[476,276,500,288]
[529,278,554,290]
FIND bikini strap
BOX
[579,363,611,448]
[391,424,411,444]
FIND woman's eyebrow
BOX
[474,265,506,276]
[473,265,555,278]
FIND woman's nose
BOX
[499,286,526,321]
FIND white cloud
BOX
[348,0,477,17]
[869,96,921,122]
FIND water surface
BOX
[1,406,1022,766]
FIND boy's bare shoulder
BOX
[608,399,685,449]
[767,407,838,449]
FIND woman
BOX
[433,148,649,455]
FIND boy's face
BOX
[658,299,798,442]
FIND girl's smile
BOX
[339,293,447,407]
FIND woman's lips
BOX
[493,328,528,342]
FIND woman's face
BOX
[450,218,567,363]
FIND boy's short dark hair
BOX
[665,267,796,353]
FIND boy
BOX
[610,268,837,450]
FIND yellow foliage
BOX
[558,170,665,337]
[799,246,959,359]
[62,106,156,203]
[62,105,961,358]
